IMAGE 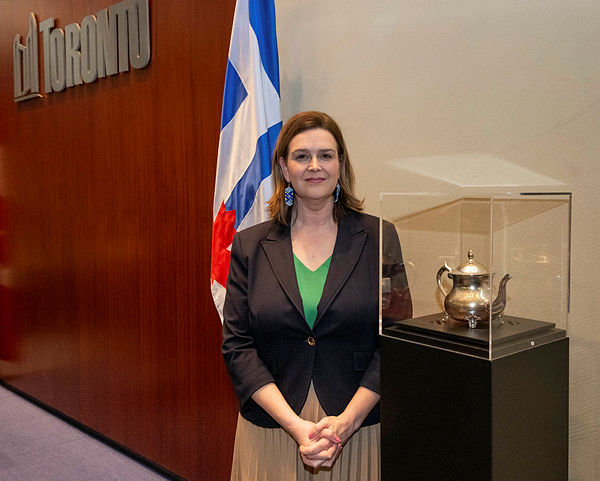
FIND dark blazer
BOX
[222,210,411,428]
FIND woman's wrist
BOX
[283,414,303,436]
[336,411,359,441]
[286,415,315,445]
[252,384,308,442]
[337,386,380,440]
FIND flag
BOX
[211,0,282,321]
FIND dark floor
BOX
[0,385,173,481]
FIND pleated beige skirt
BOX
[230,383,380,481]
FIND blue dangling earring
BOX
[334,183,341,203]
[284,184,294,206]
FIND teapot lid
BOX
[453,250,489,276]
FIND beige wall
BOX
[276,1,599,479]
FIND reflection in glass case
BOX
[380,192,572,359]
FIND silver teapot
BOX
[436,250,511,328]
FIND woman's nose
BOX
[308,155,321,170]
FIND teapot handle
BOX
[436,264,450,297]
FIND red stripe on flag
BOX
[211,201,237,288]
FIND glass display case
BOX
[379,191,572,359]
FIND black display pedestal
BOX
[381,317,568,481]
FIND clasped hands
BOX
[294,415,353,469]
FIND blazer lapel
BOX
[260,224,305,321]
[314,213,367,328]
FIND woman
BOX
[222,111,411,480]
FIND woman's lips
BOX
[305,177,326,183]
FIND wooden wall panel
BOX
[0,1,239,479]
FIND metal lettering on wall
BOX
[13,0,150,103]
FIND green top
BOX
[293,254,332,329]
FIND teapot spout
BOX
[491,273,511,317]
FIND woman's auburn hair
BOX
[267,111,364,225]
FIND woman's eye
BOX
[318,153,335,161]
[294,154,309,161]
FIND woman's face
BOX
[279,128,340,205]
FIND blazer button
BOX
[307,337,316,346]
